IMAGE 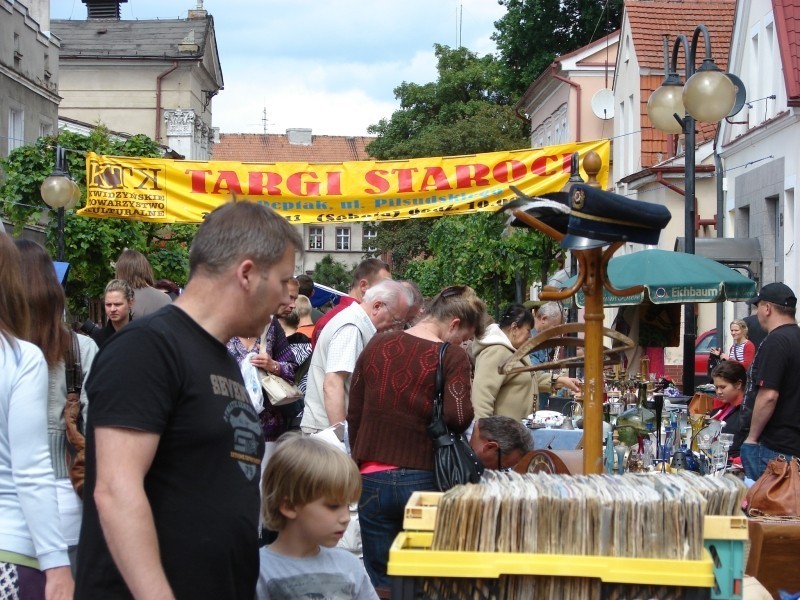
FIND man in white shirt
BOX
[301,279,413,435]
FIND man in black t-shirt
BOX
[739,282,800,481]
[743,312,767,350]
[75,203,303,599]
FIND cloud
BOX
[51,0,507,136]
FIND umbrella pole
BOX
[581,247,605,474]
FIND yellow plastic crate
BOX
[397,491,750,590]
[388,531,716,587]
[402,491,442,531]
[704,515,749,541]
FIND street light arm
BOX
[670,34,691,79]
[672,113,687,131]
[691,24,714,65]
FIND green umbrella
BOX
[566,249,756,307]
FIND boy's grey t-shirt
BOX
[257,545,379,600]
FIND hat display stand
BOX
[498,152,670,474]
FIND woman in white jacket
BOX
[471,304,536,420]
[16,240,98,569]
[0,234,73,599]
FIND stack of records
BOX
[425,472,746,598]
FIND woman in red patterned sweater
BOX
[348,285,487,591]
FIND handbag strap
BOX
[431,342,450,424]
[65,330,83,394]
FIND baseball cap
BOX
[747,282,797,307]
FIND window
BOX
[40,121,53,139]
[363,223,378,252]
[308,226,323,250]
[14,33,21,69]
[9,108,24,152]
[749,32,760,128]
[335,227,350,251]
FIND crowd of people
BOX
[1,200,797,599]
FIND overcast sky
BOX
[51,0,507,136]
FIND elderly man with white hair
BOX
[301,279,413,435]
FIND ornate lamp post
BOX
[40,146,81,261]
[646,24,744,394]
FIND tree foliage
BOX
[0,128,195,319]
[493,0,623,97]
[365,45,541,304]
[311,255,352,292]
[403,213,560,316]
[367,44,527,160]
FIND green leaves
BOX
[367,45,527,161]
[0,127,189,320]
[404,213,551,304]
[493,0,623,97]
[363,44,539,307]
[311,255,352,292]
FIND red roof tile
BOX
[212,133,376,163]
[774,0,800,104]
[627,0,735,71]
[628,1,734,167]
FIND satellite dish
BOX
[591,89,615,120]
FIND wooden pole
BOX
[579,248,605,474]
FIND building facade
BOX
[0,0,60,161]
[517,32,618,147]
[50,0,222,160]
[719,0,800,294]
[612,0,738,357]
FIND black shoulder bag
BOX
[427,342,484,491]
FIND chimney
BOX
[82,0,128,20]
[286,128,312,146]
[188,0,207,19]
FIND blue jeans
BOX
[358,468,435,589]
[740,442,794,481]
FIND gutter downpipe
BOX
[714,140,725,346]
[655,169,700,236]
[550,65,581,141]
[155,61,179,143]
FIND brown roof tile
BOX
[774,0,800,104]
[629,4,733,167]
[627,0,735,71]
[212,133,376,163]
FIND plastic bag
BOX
[241,354,264,413]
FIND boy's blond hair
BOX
[261,433,361,531]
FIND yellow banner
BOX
[78,140,609,224]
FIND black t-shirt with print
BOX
[741,322,800,456]
[76,306,265,600]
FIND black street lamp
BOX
[646,24,744,394]
[40,145,81,261]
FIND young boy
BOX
[258,433,379,599]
